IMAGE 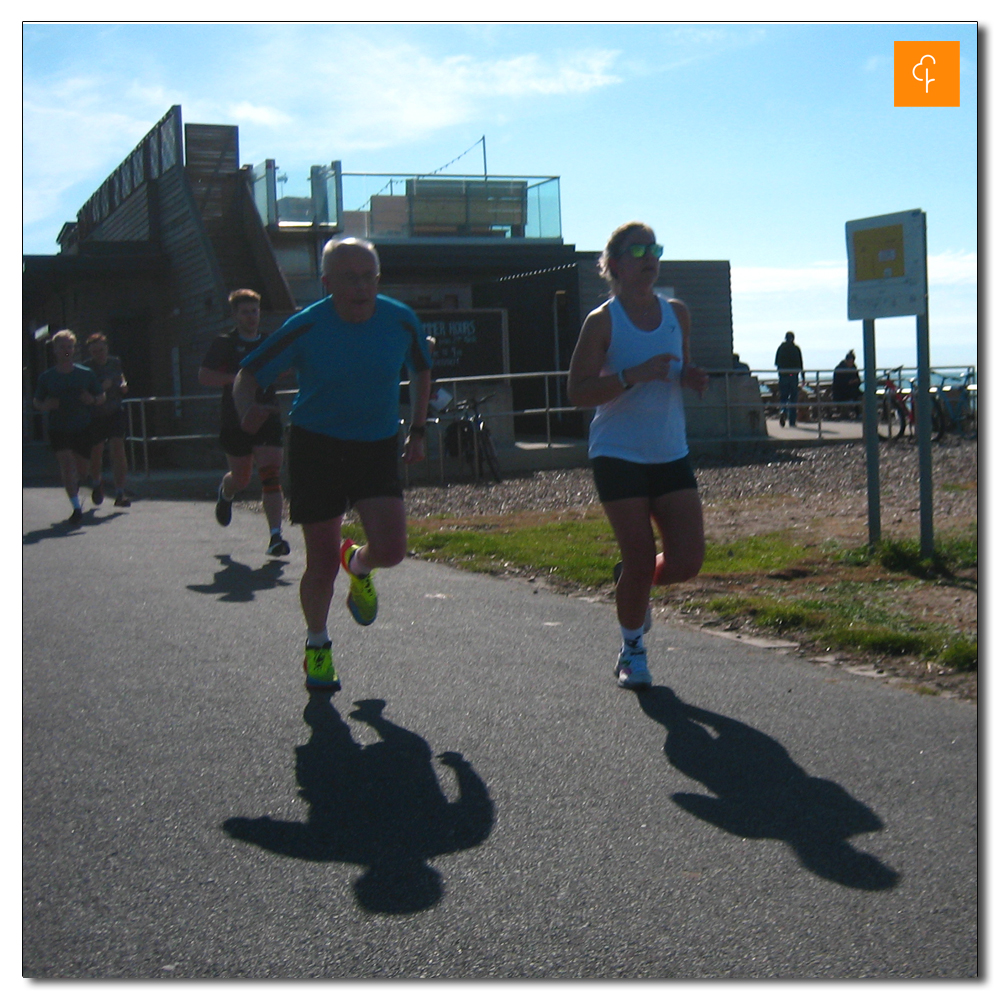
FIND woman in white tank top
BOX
[567,222,709,691]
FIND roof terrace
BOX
[251,160,562,241]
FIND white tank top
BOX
[587,294,689,464]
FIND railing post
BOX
[544,374,552,447]
[140,400,150,478]
[815,369,823,439]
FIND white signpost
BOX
[845,209,933,556]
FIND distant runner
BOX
[199,288,290,557]
[83,332,131,507]
[568,221,708,690]
[233,238,432,694]
[33,329,105,526]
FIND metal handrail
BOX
[71,364,975,478]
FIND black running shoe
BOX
[91,482,104,506]
[114,494,131,507]
[215,487,232,527]
[68,508,83,527]
[267,534,291,557]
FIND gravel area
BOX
[401,438,978,534]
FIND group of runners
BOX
[32,330,132,526]
[34,222,706,693]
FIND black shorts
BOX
[219,414,284,458]
[591,454,698,504]
[49,427,93,459]
[90,409,126,443]
[288,425,402,525]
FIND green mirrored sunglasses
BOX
[621,242,664,259]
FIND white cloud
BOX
[227,102,293,128]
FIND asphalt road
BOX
[22,486,977,979]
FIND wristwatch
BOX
[617,370,632,390]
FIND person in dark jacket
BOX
[774,331,804,427]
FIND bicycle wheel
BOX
[480,428,501,483]
[931,400,947,442]
[877,398,905,440]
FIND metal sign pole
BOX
[862,318,881,548]
[915,309,934,557]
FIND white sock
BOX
[70,495,82,511]
[349,549,371,577]
[270,527,282,537]
[620,625,644,649]
[307,629,330,647]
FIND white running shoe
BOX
[616,643,652,690]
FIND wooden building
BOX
[23,105,744,459]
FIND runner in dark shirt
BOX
[199,289,290,557]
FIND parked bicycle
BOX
[441,393,501,482]
[930,369,977,441]
[875,367,914,440]
[876,366,978,441]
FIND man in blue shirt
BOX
[234,238,432,694]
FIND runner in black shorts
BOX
[84,332,132,507]
[199,289,290,557]
[568,221,709,691]
[232,238,432,695]
[33,329,106,526]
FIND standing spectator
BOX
[567,221,708,691]
[199,289,290,557]
[83,333,131,507]
[32,330,105,526]
[774,331,804,427]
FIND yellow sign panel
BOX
[853,224,905,282]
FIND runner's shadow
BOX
[222,696,494,914]
[22,509,127,545]
[635,686,900,891]
[187,554,291,602]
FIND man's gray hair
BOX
[321,237,381,277]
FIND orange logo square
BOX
[894,41,960,106]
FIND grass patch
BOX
[839,524,977,578]
[703,591,976,670]
[405,513,977,673]
[702,534,817,575]
[407,511,620,588]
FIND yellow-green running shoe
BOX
[303,642,340,692]
[340,538,378,626]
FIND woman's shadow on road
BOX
[636,686,899,891]
[222,696,494,914]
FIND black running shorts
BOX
[49,427,94,459]
[288,425,402,525]
[219,414,284,458]
[90,409,127,443]
[591,454,698,504]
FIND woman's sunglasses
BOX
[620,242,664,259]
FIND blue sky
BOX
[21,18,979,373]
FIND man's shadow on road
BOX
[636,686,900,891]
[22,508,128,546]
[187,553,292,603]
[222,696,495,914]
